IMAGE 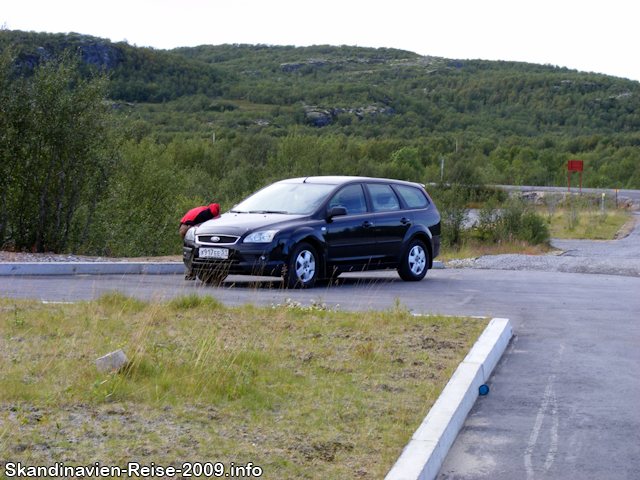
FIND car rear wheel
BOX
[284,242,318,289]
[398,239,429,281]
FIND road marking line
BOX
[524,343,563,479]
[524,375,555,479]
[544,386,559,472]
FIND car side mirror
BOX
[327,206,347,220]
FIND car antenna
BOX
[303,177,309,183]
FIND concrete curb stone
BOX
[385,317,513,480]
[0,262,186,276]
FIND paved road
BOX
[1,220,639,479]
[498,184,640,205]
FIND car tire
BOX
[284,242,318,289]
[398,239,429,282]
[196,268,228,286]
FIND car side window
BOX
[328,184,367,215]
[395,185,429,209]
[367,184,400,212]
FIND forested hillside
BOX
[2,30,640,255]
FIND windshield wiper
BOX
[247,210,289,214]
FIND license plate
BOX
[199,247,229,259]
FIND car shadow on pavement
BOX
[200,272,403,290]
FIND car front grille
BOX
[196,234,239,245]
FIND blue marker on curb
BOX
[479,384,489,395]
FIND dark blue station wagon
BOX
[183,176,441,288]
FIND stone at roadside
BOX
[96,349,129,374]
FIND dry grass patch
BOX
[547,209,632,239]
[440,238,554,261]
[0,294,487,479]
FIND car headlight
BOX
[185,227,196,242]
[243,230,278,243]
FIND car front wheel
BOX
[398,239,429,281]
[284,242,318,289]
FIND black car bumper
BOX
[183,244,285,277]
[431,234,441,259]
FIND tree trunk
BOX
[36,149,57,252]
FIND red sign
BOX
[567,160,584,192]
[567,160,584,171]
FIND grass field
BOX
[546,209,632,239]
[0,294,487,479]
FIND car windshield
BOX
[232,182,336,215]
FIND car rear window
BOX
[367,184,401,212]
[395,185,429,209]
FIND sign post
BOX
[567,160,584,192]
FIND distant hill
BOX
[3,29,640,189]
[173,42,640,136]
[2,30,230,102]
[6,31,640,134]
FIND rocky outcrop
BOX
[79,41,120,69]
[16,35,121,71]
[306,111,332,127]
[304,105,395,127]
[281,54,444,74]
[281,60,328,72]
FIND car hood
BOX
[195,212,307,236]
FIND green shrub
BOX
[475,198,501,241]
[473,196,549,245]
[518,211,550,244]
[430,185,470,247]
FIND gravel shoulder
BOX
[447,212,640,277]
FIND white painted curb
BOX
[385,317,513,480]
[0,262,185,276]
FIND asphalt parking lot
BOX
[1,213,639,479]
[436,213,640,479]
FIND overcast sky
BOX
[3,0,639,82]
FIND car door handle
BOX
[362,221,372,228]
[401,218,411,225]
